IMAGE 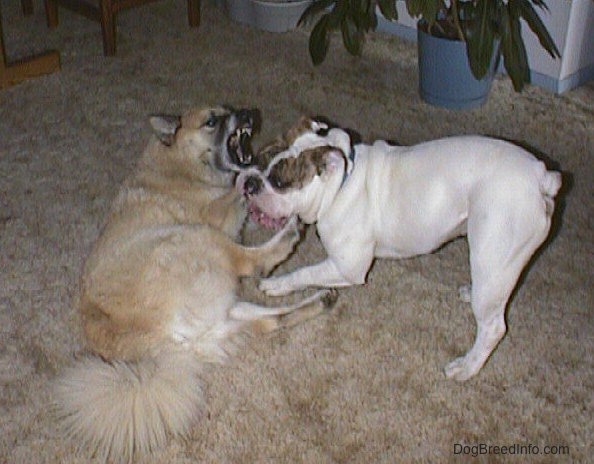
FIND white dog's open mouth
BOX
[247,202,288,230]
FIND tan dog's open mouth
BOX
[227,126,253,165]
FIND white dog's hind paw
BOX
[444,357,478,382]
[458,284,472,303]
[259,277,294,297]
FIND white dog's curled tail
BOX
[53,348,205,463]
[540,169,562,198]
[539,168,562,215]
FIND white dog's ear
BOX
[321,149,346,178]
[311,119,329,134]
[327,128,351,153]
[150,115,181,146]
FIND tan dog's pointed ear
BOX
[149,115,181,146]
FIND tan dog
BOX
[54,107,337,463]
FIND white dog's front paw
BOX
[259,276,295,297]
[444,356,479,382]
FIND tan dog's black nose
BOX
[244,176,263,195]
[237,108,261,131]
[237,109,253,126]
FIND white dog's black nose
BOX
[244,176,263,195]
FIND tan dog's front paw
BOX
[278,216,301,247]
[259,276,295,297]
[259,217,302,276]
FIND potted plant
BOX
[300,0,561,109]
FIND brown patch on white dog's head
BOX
[252,138,288,171]
[251,116,329,170]
[266,145,347,192]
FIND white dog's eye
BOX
[271,176,290,190]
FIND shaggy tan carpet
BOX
[1,1,592,462]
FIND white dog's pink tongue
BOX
[248,204,287,230]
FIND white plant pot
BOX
[224,0,255,27]
[224,0,312,33]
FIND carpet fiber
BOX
[1,1,592,462]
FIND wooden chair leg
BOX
[1,3,60,89]
[44,0,59,28]
[21,0,34,16]
[99,0,116,56]
[187,0,200,28]
[43,0,201,57]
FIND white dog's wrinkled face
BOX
[236,118,354,229]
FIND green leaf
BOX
[500,3,530,91]
[341,14,365,56]
[330,0,349,28]
[361,0,379,31]
[405,0,423,17]
[518,0,561,58]
[406,0,441,28]
[378,0,398,21]
[350,0,368,30]
[530,0,549,11]
[299,0,336,26]
[420,0,441,24]
[465,0,497,79]
[309,15,332,65]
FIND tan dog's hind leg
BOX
[231,289,339,334]
[228,217,337,333]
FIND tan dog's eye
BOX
[204,115,218,129]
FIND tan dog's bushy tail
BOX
[53,349,205,463]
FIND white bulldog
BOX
[236,118,562,381]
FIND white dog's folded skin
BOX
[236,117,562,382]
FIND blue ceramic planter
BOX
[417,25,497,110]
